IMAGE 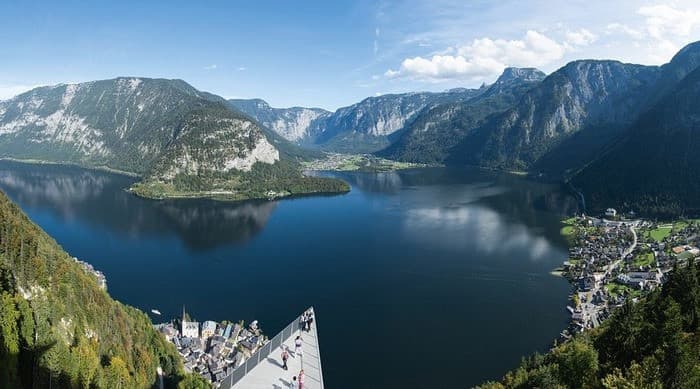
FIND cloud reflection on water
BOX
[405,204,554,261]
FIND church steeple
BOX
[181,305,186,334]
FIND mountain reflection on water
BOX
[0,162,276,249]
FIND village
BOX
[154,309,267,387]
[560,209,700,338]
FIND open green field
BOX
[632,252,655,268]
[645,225,672,242]
[605,282,642,298]
[560,217,578,238]
[561,225,574,236]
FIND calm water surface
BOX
[0,161,577,388]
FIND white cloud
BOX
[603,3,700,64]
[638,4,700,40]
[386,30,566,82]
[203,64,218,70]
[605,23,645,40]
[376,1,700,87]
[565,28,597,47]
[0,84,37,100]
[237,66,247,71]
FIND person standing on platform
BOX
[298,369,305,389]
[281,347,289,370]
[306,311,314,332]
[294,335,303,358]
[300,312,307,331]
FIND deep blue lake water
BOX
[0,161,577,388]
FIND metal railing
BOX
[218,307,314,388]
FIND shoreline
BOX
[128,185,351,203]
[0,157,351,203]
[0,157,141,178]
[302,153,433,172]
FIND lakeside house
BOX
[202,320,217,339]
[182,308,200,338]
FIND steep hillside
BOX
[643,41,700,109]
[0,190,206,388]
[379,67,545,164]
[572,65,700,217]
[0,78,348,201]
[450,60,661,173]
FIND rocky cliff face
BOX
[228,98,330,142]
[147,106,279,181]
[492,67,546,84]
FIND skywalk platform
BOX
[224,308,324,389]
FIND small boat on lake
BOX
[151,309,161,315]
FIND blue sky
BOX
[1,1,700,110]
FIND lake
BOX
[0,160,577,388]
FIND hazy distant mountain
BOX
[379,67,545,164]
[572,42,700,216]
[0,77,347,200]
[311,89,482,153]
[227,98,331,142]
[231,88,483,153]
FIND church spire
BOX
[181,305,186,334]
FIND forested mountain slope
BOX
[0,189,206,388]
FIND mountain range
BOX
[231,41,700,216]
[2,42,700,214]
[229,88,482,153]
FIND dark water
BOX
[0,161,578,388]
